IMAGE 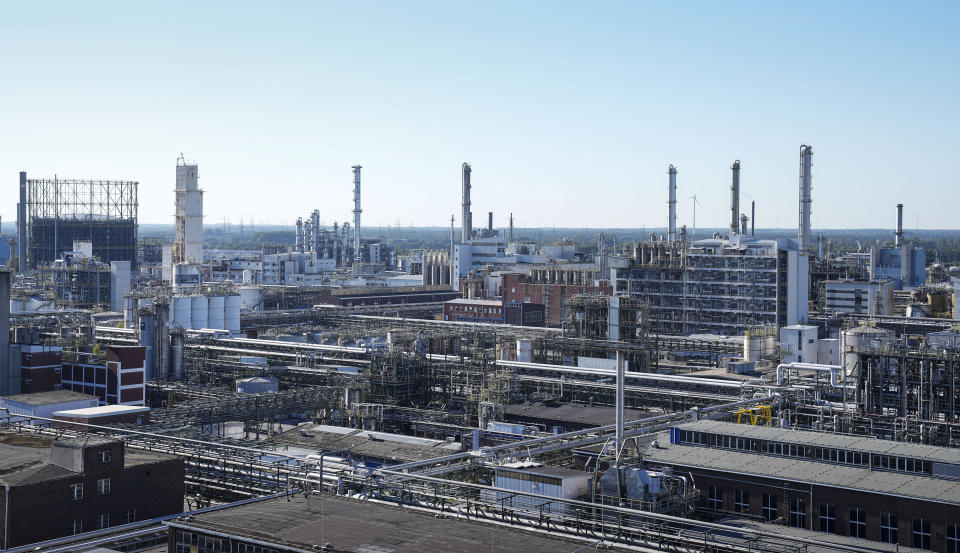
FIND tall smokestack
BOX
[730,160,741,236]
[895,203,904,247]
[18,171,26,270]
[509,213,514,243]
[488,211,493,232]
[461,163,472,242]
[798,145,813,251]
[352,165,362,274]
[667,165,677,242]
[751,200,755,236]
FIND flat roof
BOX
[676,420,960,464]
[169,494,627,553]
[505,401,658,428]
[52,405,150,418]
[266,424,462,464]
[445,298,502,306]
[0,390,98,406]
[640,431,960,505]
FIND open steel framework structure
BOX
[25,178,138,268]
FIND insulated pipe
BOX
[667,165,677,242]
[775,362,853,391]
[730,160,741,235]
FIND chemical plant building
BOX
[0,434,183,548]
[635,421,960,550]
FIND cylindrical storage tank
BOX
[207,295,225,329]
[170,331,185,380]
[840,325,894,375]
[517,339,534,363]
[190,295,208,330]
[743,333,762,362]
[242,269,254,284]
[171,296,191,329]
[432,264,441,287]
[239,286,262,311]
[139,312,157,380]
[236,376,279,394]
[423,261,433,286]
[225,295,241,334]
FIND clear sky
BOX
[2,1,958,230]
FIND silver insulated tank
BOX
[170,331,185,380]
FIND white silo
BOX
[840,325,894,376]
[171,296,192,329]
[207,295,225,329]
[191,295,208,330]
[225,295,241,333]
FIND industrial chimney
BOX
[17,172,27,269]
[730,160,741,236]
[352,165,362,274]
[895,203,904,247]
[667,165,677,242]
[798,145,813,251]
[461,163,472,243]
[488,211,493,232]
[751,200,755,236]
[740,214,749,236]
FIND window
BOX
[96,513,109,530]
[762,493,778,522]
[707,486,723,510]
[849,507,866,539]
[69,519,82,535]
[123,508,136,524]
[70,483,84,500]
[912,518,931,550]
[98,450,112,464]
[880,512,898,544]
[818,503,836,533]
[789,497,807,529]
[97,477,111,495]
[948,523,960,553]
[734,489,749,514]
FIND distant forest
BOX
[135,224,960,265]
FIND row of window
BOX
[69,509,136,535]
[175,530,280,553]
[677,430,935,476]
[70,478,111,500]
[705,486,956,550]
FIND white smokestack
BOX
[798,145,813,251]
[667,165,677,242]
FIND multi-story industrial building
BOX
[0,435,183,548]
[61,346,146,406]
[614,235,808,336]
[501,264,613,327]
[823,280,894,315]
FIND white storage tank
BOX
[239,286,262,311]
[236,376,279,394]
[171,296,192,329]
[225,295,241,333]
[207,295,225,329]
[190,295,209,330]
[517,339,533,363]
[743,332,763,362]
[780,325,818,364]
[840,325,894,375]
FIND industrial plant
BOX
[1,144,959,553]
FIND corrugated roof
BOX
[676,420,960,464]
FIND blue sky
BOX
[2,1,958,229]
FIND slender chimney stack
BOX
[488,211,493,232]
[509,213,514,243]
[667,165,677,242]
[895,203,904,247]
[18,171,27,270]
[730,160,741,235]
[461,163,472,243]
[751,200,755,236]
[798,145,813,251]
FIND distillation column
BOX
[175,156,203,265]
[461,162,472,243]
[667,165,677,242]
[352,165,362,274]
[730,160,740,236]
[798,145,813,251]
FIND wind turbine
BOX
[688,179,701,236]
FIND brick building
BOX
[502,271,612,327]
[61,346,146,406]
[443,298,504,324]
[0,433,184,548]
[19,344,64,394]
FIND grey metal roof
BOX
[505,401,657,428]
[170,494,627,553]
[640,432,960,505]
[675,420,960,464]
[1,389,98,406]
[266,424,462,464]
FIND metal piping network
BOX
[351,165,362,274]
[798,144,813,251]
[667,164,677,242]
[775,362,854,391]
[730,160,740,236]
